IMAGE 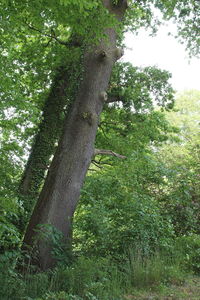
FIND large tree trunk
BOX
[19,65,74,230]
[23,0,127,270]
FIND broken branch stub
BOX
[94,148,126,159]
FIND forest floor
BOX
[124,276,200,300]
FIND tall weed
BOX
[123,248,185,289]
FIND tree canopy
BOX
[0,0,200,289]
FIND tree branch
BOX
[91,160,103,168]
[25,22,81,47]
[94,148,126,159]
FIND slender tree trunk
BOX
[23,0,127,270]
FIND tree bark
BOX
[23,0,127,270]
[19,66,73,229]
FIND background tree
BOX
[156,90,200,235]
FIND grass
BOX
[0,249,199,300]
[123,249,186,289]
[123,276,200,299]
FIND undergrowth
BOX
[0,244,194,300]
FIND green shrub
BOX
[74,169,175,259]
[175,234,200,274]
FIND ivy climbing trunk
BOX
[19,65,75,230]
[23,0,127,270]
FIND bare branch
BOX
[94,148,126,159]
[91,160,103,168]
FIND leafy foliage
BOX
[157,91,200,235]
[0,0,200,297]
[175,234,200,274]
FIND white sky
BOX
[123,25,200,92]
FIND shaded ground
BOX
[124,276,200,300]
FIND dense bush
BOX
[73,156,175,258]
[175,235,200,274]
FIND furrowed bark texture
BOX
[23,0,127,270]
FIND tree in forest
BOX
[0,62,175,254]
[0,0,199,269]
[157,90,200,236]
[18,63,81,231]
[22,0,130,270]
